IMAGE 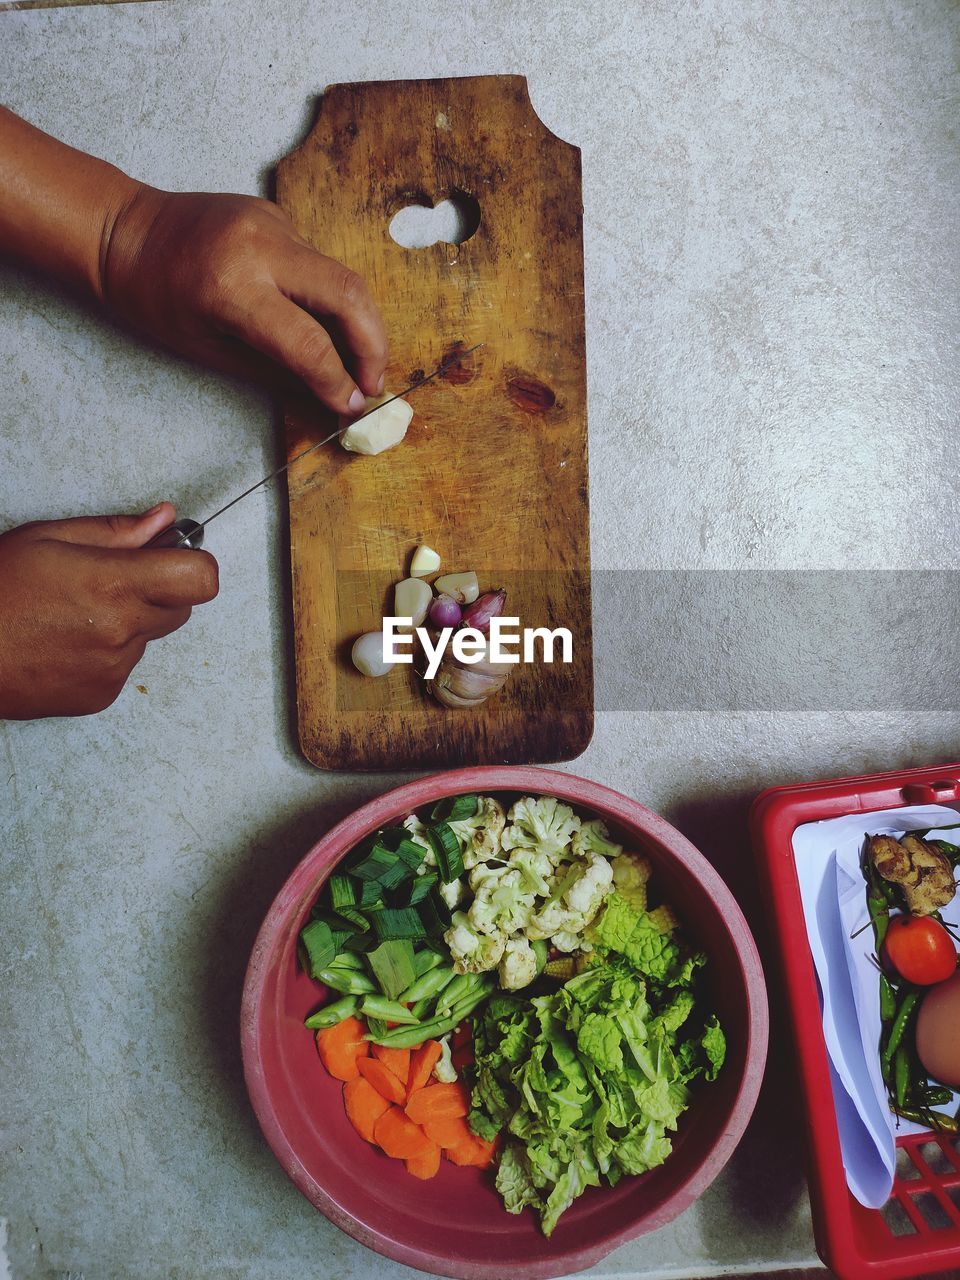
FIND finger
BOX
[37,503,177,550]
[225,290,368,416]
[102,547,220,608]
[281,248,389,399]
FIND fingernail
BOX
[376,372,385,395]
[348,388,366,415]
[142,502,166,517]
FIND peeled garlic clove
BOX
[410,544,441,577]
[434,571,479,604]
[339,394,413,456]
[394,577,432,627]
[351,631,395,677]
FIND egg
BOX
[916,970,960,1088]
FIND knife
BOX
[147,343,484,550]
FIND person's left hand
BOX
[99,188,388,416]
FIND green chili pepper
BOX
[879,973,897,1022]
[891,1104,959,1134]
[894,1044,911,1110]
[881,989,921,1077]
[918,1086,954,1107]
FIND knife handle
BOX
[146,518,205,550]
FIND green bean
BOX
[410,996,433,1020]
[879,974,897,1023]
[397,964,456,1004]
[881,990,921,1076]
[304,996,358,1029]
[367,988,490,1048]
[359,994,420,1024]
[436,973,476,1012]
[317,967,377,995]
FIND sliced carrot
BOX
[405,1140,442,1180]
[444,1133,498,1168]
[405,1081,469,1125]
[357,1057,407,1105]
[424,1115,473,1149]
[407,1040,443,1097]
[374,1106,434,1159]
[316,1016,369,1081]
[372,1044,410,1086]
[343,1076,390,1143]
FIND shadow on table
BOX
[664,788,823,1271]
[192,787,389,1135]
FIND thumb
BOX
[38,502,177,549]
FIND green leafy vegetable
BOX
[426,822,464,883]
[300,919,337,976]
[468,892,726,1237]
[365,940,416,999]
[431,793,479,823]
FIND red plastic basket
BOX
[750,763,960,1280]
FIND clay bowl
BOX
[241,766,768,1279]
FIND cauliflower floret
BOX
[444,911,506,974]
[572,818,623,861]
[468,868,535,937]
[500,796,581,862]
[439,877,465,910]
[552,929,581,953]
[469,862,505,893]
[434,1033,458,1082]
[498,937,540,990]
[564,852,614,918]
[523,900,579,941]
[507,847,554,897]
[449,796,506,869]
[404,814,436,874]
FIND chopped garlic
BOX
[339,394,413,456]
[410,545,441,577]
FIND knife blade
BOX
[147,343,484,550]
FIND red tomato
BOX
[882,914,958,985]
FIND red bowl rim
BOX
[241,765,769,1279]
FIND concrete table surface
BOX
[2,2,958,1277]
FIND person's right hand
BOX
[0,502,218,719]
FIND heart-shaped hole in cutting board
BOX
[389,190,481,248]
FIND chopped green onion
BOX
[378,825,412,851]
[360,994,420,1024]
[408,873,438,906]
[325,949,365,971]
[300,919,336,977]
[371,907,427,942]
[304,996,358,1029]
[351,843,408,890]
[328,875,356,910]
[394,839,427,872]
[335,906,370,932]
[426,822,463,883]
[431,794,479,822]
[365,940,416,999]
[358,879,385,909]
[417,893,447,938]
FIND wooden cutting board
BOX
[275,75,592,771]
